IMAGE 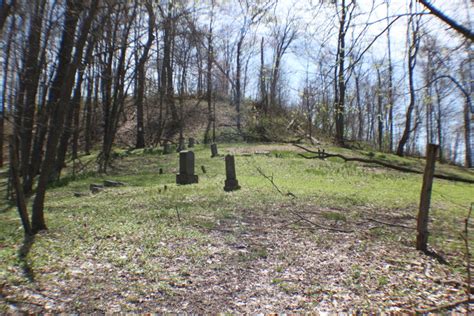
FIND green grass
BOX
[0,142,473,310]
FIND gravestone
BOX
[177,137,186,152]
[224,155,240,192]
[188,137,195,148]
[163,142,171,154]
[90,183,104,194]
[211,143,218,158]
[103,180,125,187]
[176,151,199,185]
[159,168,163,174]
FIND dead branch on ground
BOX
[255,167,352,233]
[415,298,474,314]
[366,217,415,230]
[293,144,474,184]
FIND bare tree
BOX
[234,0,273,131]
[0,0,15,34]
[268,12,297,111]
[397,2,422,156]
[31,0,91,232]
[135,1,155,149]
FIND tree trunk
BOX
[386,1,394,152]
[376,67,383,151]
[235,37,243,132]
[0,16,14,168]
[259,37,267,114]
[31,0,85,233]
[53,1,99,180]
[397,12,420,156]
[0,0,14,34]
[84,72,93,155]
[19,0,46,192]
[135,2,155,149]
[335,0,346,145]
[9,136,33,236]
[204,11,213,144]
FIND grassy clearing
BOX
[0,143,473,312]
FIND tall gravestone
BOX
[188,137,195,148]
[224,155,240,192]
[163,142,171,154]
[177,137,186,152]
[176,151,198,185]
[211,143,218,158]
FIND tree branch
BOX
[293,144,474,184]
[418,0,474,41]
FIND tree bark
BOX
[19,0,46,192]
[135,1,155,149]
[0,0,14,34]
[397,10,420,156]
[335,0,347,145]
[31,0,84,233]
[9,136,32,236]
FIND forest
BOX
[0,0,473,313]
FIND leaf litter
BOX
[1,203,472,313]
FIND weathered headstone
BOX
[224,155,240,192]
[103,180,125,187]
[177,137,186,152]
[176,151,199,185]
[90,183,104,194]
[159,168,163,174]
[163,142,171,154]
[201,165,206,174]
[188,137,195,148]
[211,143,218,158]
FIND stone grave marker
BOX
[177,137,186,152]
[224,154,240,192]
[211,143,218,158]
[176,151,198,185]
[188,137,195,148]
[163,142,171,154]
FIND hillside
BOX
[0,143,473,313]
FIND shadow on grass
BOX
[18,234,36,282]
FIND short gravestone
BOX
[188,137,195,148]
[103,180,125,187]
[224,155,240,192]
[159,168,163,174]
[90,183,104,194]
[176,151,198,185]
[163,142,171,154]
[211,143,218,158]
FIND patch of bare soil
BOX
[1,205,471,313]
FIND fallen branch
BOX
[289,209,354,233]
[367,217,415,230]
[255,167,352,233]
[428,277,474,294]
[255,167,294,198]
[415,298,474,313]
[293,144,474,184]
